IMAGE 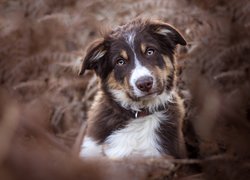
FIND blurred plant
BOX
[0,0,249,179]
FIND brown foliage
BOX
[0,0,249,179]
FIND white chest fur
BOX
[104,112,166,158]
[80,112,167,159]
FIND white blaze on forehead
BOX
[125,31,136,49]
[130,61,153,97]
[124,31,154,97]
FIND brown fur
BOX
[79,18,187,158]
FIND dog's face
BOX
[80,19,186,110]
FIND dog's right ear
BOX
[79,39,107,76]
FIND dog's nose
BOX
[135,76,153,92]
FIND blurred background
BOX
[0,0,249,179]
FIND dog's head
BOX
[79,19,186,111]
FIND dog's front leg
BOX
[79,136,105,157]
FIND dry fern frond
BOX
[0,0,250,179]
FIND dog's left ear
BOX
[148,21,186,49]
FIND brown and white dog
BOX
[78,18,187,159]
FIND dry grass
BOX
[0,0,249,179]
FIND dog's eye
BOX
[116,58,126,66]
[146,48,155,56]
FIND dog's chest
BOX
[103,112,165,158]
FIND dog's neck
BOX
[131,105,167,118]
[115,103,167,119]
[107,93,171,119]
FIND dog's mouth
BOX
[138,91,158,99]
[130,81,165,101]
[127,76,167,101]
[129,90,163,101]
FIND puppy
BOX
[78,18,186,159]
